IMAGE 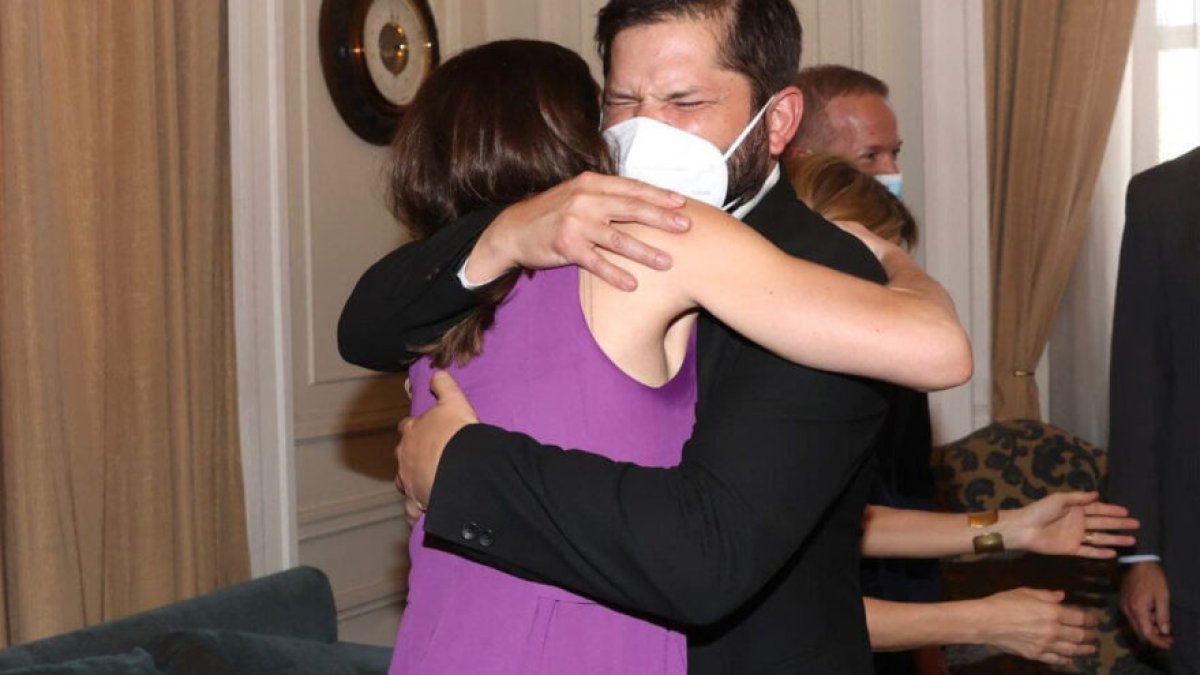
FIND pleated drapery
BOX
[986,0,1139,420]
[0,0,248,646]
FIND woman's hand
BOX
[968,588,1099,666]
[1005,492,1138,558]
[831,219,896,262]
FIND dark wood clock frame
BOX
[317,0,440,145]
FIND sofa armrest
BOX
[0,566,339,667]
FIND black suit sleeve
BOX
[422,349,886,627]
[337,207,502,371]
[1107,174,1170,556]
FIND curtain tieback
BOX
[1013,370,1035,377]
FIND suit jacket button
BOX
[461,522,479,541]
[478,531,494,548]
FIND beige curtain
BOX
[0,0,248,646]
[986,0,1138,421]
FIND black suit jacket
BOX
[338,207,503,372]
[340,178,889,673]
[1107,146,1200,612]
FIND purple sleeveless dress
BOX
[390,266,696,675]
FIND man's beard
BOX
[723,119,773,212]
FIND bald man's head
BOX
[787,65,902,176]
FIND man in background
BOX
[785,64,903,183]
[1109,145,1200,674]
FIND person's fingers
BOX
[553,221,673,291]
[1054,626,1100,648]
[1081,531,1137,547]
[1047,639,1098,658]
[1130,600,1162,645]
[394,420,413,494]
[1076,545,1120,559]
[1057,606,1100,628]
[1051,619,1099,648]
[576,249,638,292]
[1156,596,1172,637]
[1083,501,1130,517]
[1120,595,1141,636]
[1084,515,1140,531]
[398,416,415,436]
[553,180,688,237]
[403,495,424,527]
[1035,652,1072,667]
[591,192,691,234]
[429,370,466,404]
[597,225,673,270]
[584,172,688,211]
[1017,587,1066,604]
[560,220,671,273]
[394,449,408,495]
[1143,628,1174,650]
[1059,491,1100,507]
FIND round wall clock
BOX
[318,0,440,145]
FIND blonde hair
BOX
[784,152,918,249]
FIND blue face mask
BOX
[875,173,903,200]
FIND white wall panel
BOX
[918,0,991,441]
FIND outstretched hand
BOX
[974,588,1100,667]
[395,371,479,515]
[467,172,691,291]
[1007,492,1138,558]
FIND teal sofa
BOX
[0,566,392,674]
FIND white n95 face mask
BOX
[602,98,774,210]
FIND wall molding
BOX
[297,490,406,542]
[294,405,406,442]
[335,579,408,621]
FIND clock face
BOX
[318,0,440,145]
[362,0,435,107]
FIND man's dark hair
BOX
[388,39,613,366]
[791,64,889,153]
[595,0,802,107]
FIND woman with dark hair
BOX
[385,40,970,675]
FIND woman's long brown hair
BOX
[387,40,614,367]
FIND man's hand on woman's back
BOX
[397,371,480,510]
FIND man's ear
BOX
[767,85,803,158]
